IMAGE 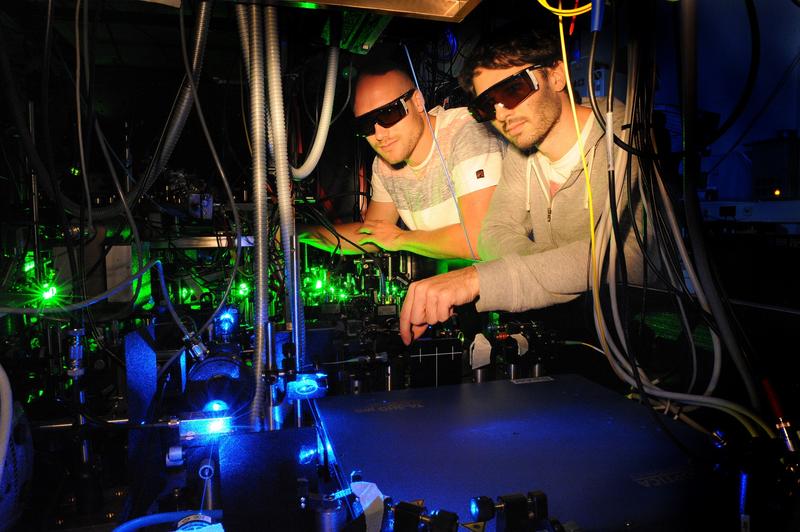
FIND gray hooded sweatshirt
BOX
[474,106,647,312]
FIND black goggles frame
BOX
[468,65,543,123]
[354,88,416,137]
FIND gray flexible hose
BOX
[0,362,12,490]
[265,7,306,369]
[247,4,269,430]
[291,46,339,180]
[235,3,275,159]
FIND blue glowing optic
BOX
[207,418,230,434]
[470,499,479,517]
[218,312,235,332]
[204,400,229,413]
[178,416,232,438]
[295,379,319,396]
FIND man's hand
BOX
[398,266,480,345]
[357,220,406,252]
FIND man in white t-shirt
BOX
[299,61,504,260]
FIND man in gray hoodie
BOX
[398,30,646,345]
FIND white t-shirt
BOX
[370,106,505,231]
[536,114,595,198]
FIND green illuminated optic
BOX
[24,251,35,273]
[295,1,318,8]
[41,284,57,301]
[314,279,323,290]
[238,282,250,297]
[69,166,81,176]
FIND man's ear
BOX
[548,61,567,92]
[411,88,426,113]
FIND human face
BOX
[353,71,425,165]
[467,65,543,122]
[472,64,561,151]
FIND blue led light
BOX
[218,313,234,333]
[214,307,239,336]
[179,416,233,438]
[325,441,335,464]
[298,447,317,464]
[470,499,479,518]
[207,418,230,434]
[203,400,229,413]
[330,487,352,500]
[739,472,749,515]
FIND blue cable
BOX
[113,510,223,532]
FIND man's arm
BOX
[298,200,399,255]
[398,241,589,344]
[357,186,495,260]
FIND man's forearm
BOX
[474,239,590,312]
[298,223,380,255]
[478,224,540,260]
[396,223,480,260]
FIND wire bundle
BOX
[540,0,775,441]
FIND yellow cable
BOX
[556,11,610,355]
[537,0,592,17]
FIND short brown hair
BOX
[458,26,561,98]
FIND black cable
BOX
[680,0,761,410]
[585,31,661,161]
[707,47,800,176]
[0,17,80,296]
[301,205,381,258]
[0,259,188,347]
[96,122,145,312]
[625,96,704,391]
[53,398,165,430]
[597,7,702,460]
[30,1,213,222]
[704,0,760,145]
[178,0,242,337]
[40,0,58,198]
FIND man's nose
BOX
[494,103,512,122]
[374,123,388,140]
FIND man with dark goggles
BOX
[467,65,543,123]
[354,87,416,137]
[398,28,647,346]
[298,61,504,260]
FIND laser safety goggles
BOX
[467,65,544,123]
[354,88,416,137]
